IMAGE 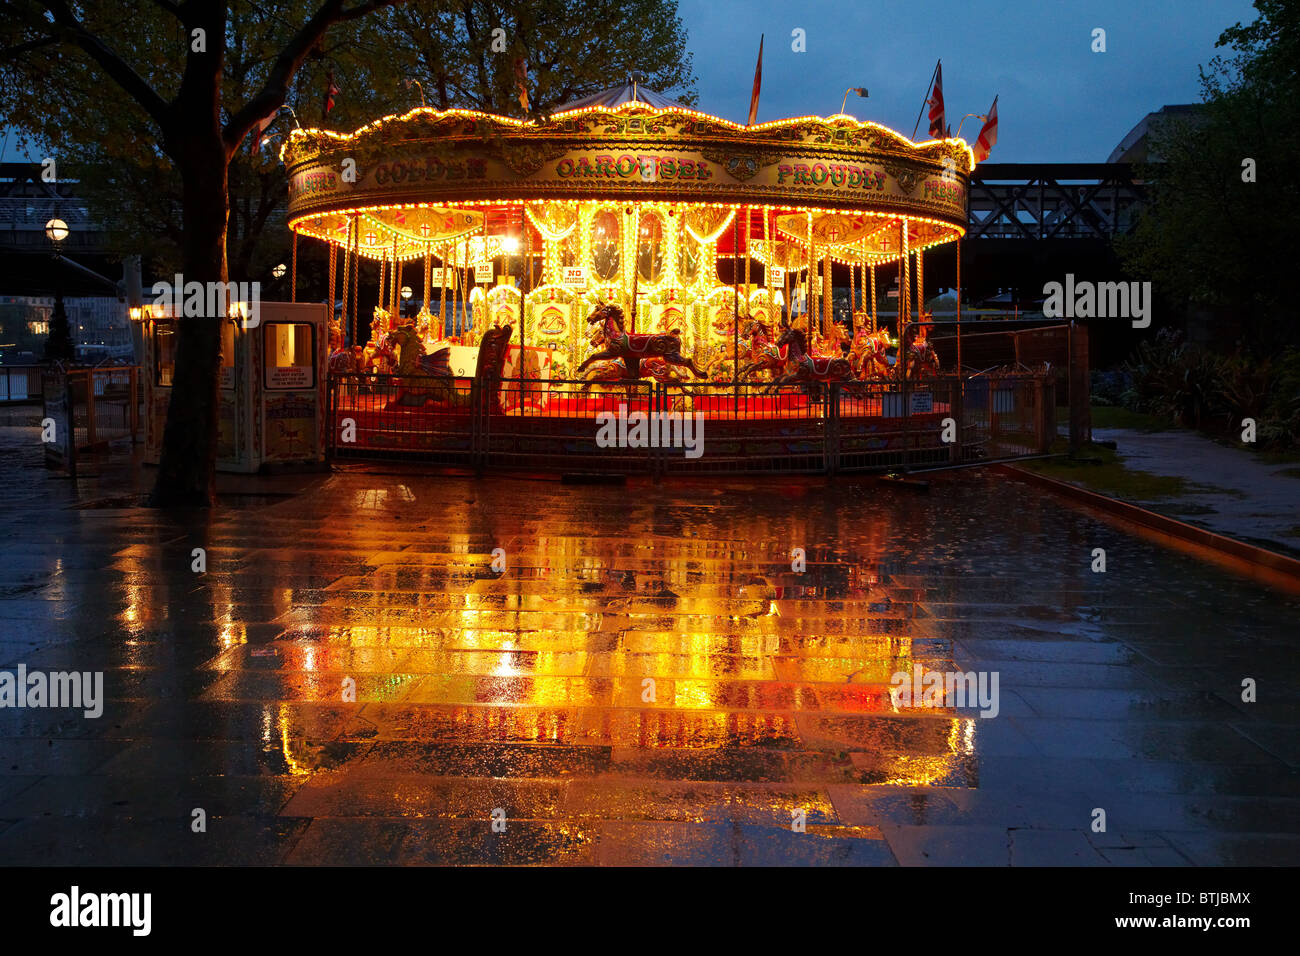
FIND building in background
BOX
[0,294,130,362]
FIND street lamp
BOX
[44,217,73,362]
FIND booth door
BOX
[261,318,321,463]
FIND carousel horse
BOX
[815,318,850,357]
[898,323,941,380]
[384,322,462,406]
[766,324,858,394]
[580,318,698,389]
[736,318,789,381]
[577,303,705,380]
[850,327,895,379]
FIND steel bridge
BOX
[968,163,1144,241]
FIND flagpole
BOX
[910,59,940,140]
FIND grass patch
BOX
[1018,439,1254,503]
[1087,405,1171,431]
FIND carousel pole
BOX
[900,218,911,469]
[377,248,386,323]
[524,205,532,345]
[805,211,814,336]
[423,249,432,313]
[341,219,353,347]
[763,207,773,311]
[395,256,403,321]
[743,206,751,312]
[870,260,877,332]
[440,242,449,339]
[350,221,360,348]
[898,219,908,336]
[822,250,832,340]
[390,250,398,324]
[915,246,924,327]
[732,209,740,412]
[328,243,337,328]
[629,205,639,333]
[462,232,471,343]
[290,232,298,303]
[849,246,856,335]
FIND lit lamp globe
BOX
[501,236,520,254]
[400,286,413,300]
[271,263,287,279]
[45,218,69,242]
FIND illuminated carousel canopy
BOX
[280,86,973,261]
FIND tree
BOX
[1,0,404,506]
[1118,0,1300,350]
[42,294,74,362]
[1,1,698,507]
[394,0,696,114]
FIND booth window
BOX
[263,322,315,390]
[154,321,177,386]
[220,320,236,389]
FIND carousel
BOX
[278,82,1006,467]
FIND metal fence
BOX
[329,370,1056,476]
[0,365,42,403]
[67,367,141,448]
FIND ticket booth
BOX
[144,301,329,472]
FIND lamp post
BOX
[400,285,412,319]
[44,218,73,362]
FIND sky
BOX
[676,0,1258,161]
[1,0,1257,164]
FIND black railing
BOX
[327,372,1057,476]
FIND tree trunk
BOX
[151,130,229,508]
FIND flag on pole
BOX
[323,71,340,119]
[927,61,946,139]
[251,106,277,155]
[973,95,999,162]
[747,35,764,126]
[514,57,529,112]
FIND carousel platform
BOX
[326,373,1050,476]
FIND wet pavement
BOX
[1094,426,1300,557]
[0,424,1297,866]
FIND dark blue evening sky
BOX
[677,0,1257,161]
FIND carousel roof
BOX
[555,81,684,112]
[280,84,974,263]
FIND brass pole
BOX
[822,250,832,339]
[423,250,431,313]
[440,242,449,339]
[849,245,856,335]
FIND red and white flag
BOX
[324,71,340,118]
[927,61,946,139]
[251,106,277,155]
[514,57,529,112]
[747,34,764,126]
[973,95,999,162]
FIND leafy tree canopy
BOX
[1118,0,1300,348]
